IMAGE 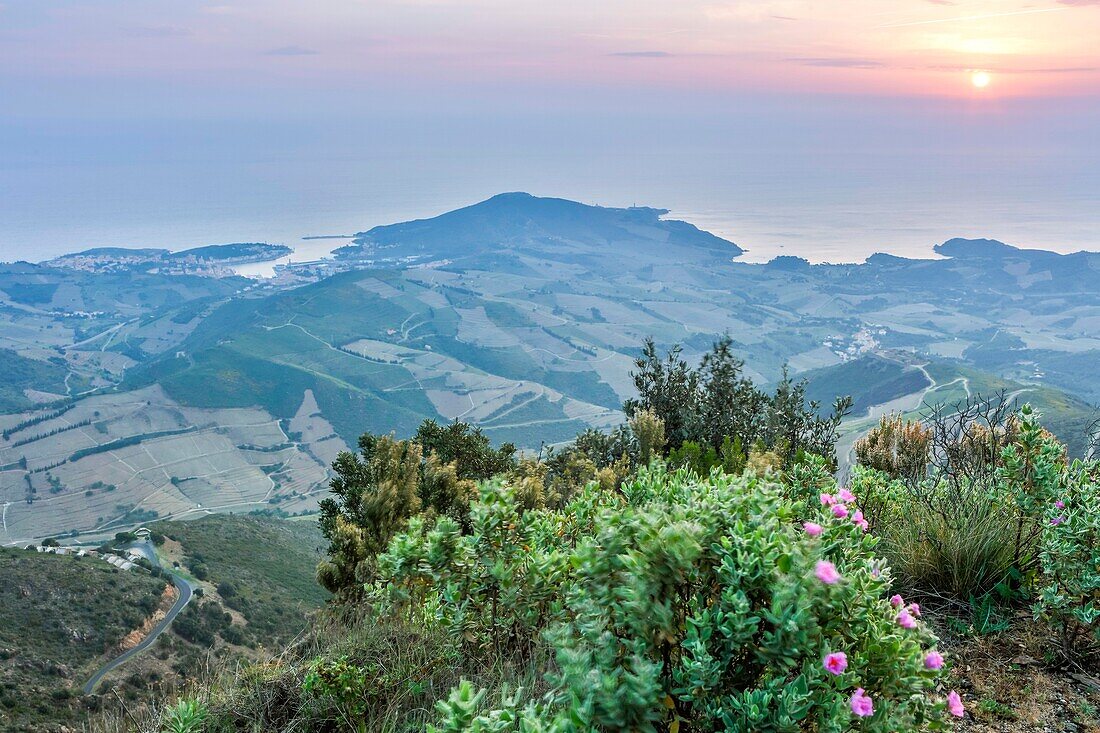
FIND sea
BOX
[3,99,1098,275]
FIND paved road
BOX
[83,549,194,694]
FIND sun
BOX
[971,71,991,89]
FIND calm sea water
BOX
[3,103,1098,270]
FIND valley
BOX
[0,514,327,733]
[0,193,1096,546]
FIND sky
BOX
[1,1,1099,262]
[2,0,1098,111]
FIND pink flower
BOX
[820,493,837,506]
[909,603,921,618]
[804,522,823,537]
[890,594,904,607]
[838,488,856,503]
[946,690,965,718]
[924,651,944,670]
[815,560,841,585]
[832,504,849,519]
[896,609,917,629]
[1055,500,1065,509]
[850,688,874,717]
[823,651,848,675]
[1051,516,1065,526]
[851,510,869,531]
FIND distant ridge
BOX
[933,237,1099,260]
[934,238,1029,259]
[43,242,291,267]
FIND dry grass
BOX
[88,610,549,733]
[878,494,1023,600]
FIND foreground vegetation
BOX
[100,339,1093,733]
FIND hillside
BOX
[46,243,292,271]
[0,195,1096,544]
[0,515,328,731]
[800,354,931,417]
[338,192,744,263]
[165,243,292,262]
[0,384,336,546]
[0,548,168,732]
[81,516,328,703]
[0,348,73,412]
[127,268,627,450]
[153,515,329,649]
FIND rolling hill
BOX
[0,514,328,732]
[0,547,168,732]
[0,194,1096,545]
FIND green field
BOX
[0,349,70,411]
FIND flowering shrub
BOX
[1035,459,1100,659]
[383,464,961,731]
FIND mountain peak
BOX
[344,193,741,261]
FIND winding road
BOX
[83,544,194,695]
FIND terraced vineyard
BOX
[0,386,339,546]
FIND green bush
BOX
[302,655,375,730]
[317,419,515,600]
[159,698,207,733]
[1035,459,1100,659]
[381,464,960,731]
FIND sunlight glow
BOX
[971,70,991,89]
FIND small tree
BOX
[629,408,665,465]
[623,338,700,448]
[625,336,851,467]
[317,434,422,597]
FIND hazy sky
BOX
[2,0,1098,116]
[2,1,1099,261]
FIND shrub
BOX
[1034,459,1100,660]
[319,421,516,599]
[377,482,573,657]
[159,698,207,733]
[415,419,517,481]
[665,436,753,479]
[383,464,960,731]
[628,409,665,465]
[853,404,1070,601]
[878,484,1019,599]
[302,655,374,729]
[317,435,423,597]
[854,414,931,487]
